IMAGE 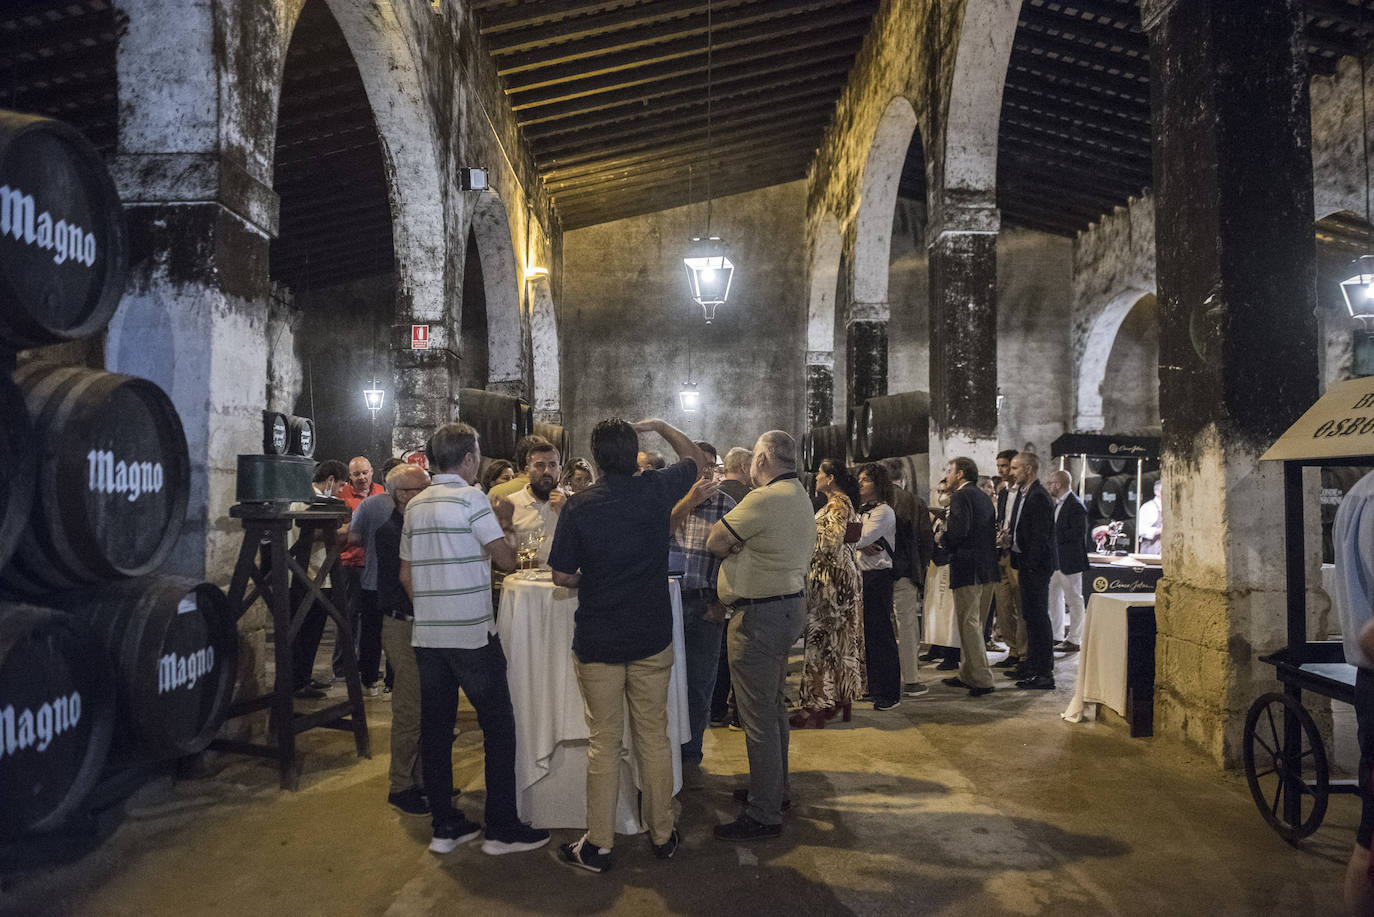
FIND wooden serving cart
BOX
[1250,377,1374,842]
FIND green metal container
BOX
[235,454,316,504]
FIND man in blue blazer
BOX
[938,456,1000,696]
[1048,470,1090,653]
[1007,452,1056,689]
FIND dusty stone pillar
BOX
[846,301,889,411]
[393,321,460,453]
[806,350,835,430]
[1144,0,1318,765]
[927,226,998,489]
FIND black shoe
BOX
[387,786,429,816]
[918,651,938,662]
[714,813,782,842]
[992,655,1021,669]
[560,834,612,873]
[1060,641,1080,653]
[429,815,482,854]
[968,685,996,698]
[294,686,325,699]
[651,828,681,860]
[709,715,729,727]
[309,678,332,690]
[1003,667,1031,680]
[935,658,959,671]
[481,822,550,856]
[941,676,969,689]
[873,698,901,711]
[733,787,792,810]
[1015,675,1056,690]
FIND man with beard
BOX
[507,441,565,565]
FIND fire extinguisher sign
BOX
[411,325,430,350]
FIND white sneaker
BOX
[428,818,481,853]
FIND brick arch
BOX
[1077,287,1157,430]
[852,97,919,307]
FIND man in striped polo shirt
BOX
[400,422,549,857]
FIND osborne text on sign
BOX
[411,324,429,350]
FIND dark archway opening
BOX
[272,0,397,468]
[461,227,489,391]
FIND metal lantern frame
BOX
[683,237,734,322]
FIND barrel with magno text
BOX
[858,391,930,461]
[0,603,116,838]
[0,110,128,349]
[46,577,237,761]
[458,388,524,460]
[0,362,190,596]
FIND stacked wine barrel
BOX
[0,111,236,841]
[459,387,534,460]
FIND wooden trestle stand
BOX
[210,502,370,789]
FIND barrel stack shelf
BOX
[0,110,238,859]
[1247,376,1374,843]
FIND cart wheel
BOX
[1243,692,1329,843]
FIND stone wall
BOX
[560,182,808,459]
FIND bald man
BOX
[336,455,385,681]
[1047,470,1089,653]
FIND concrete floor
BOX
[0,649,1355,917]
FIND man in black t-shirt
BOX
[548,418,706,873]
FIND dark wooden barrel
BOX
[0,111,128,349]
[847,406,866,463]
[262,411,289,455]
[0,373,36,572]
[0,603,116,838]
[47,577,237,761]
[858,391,930,460]
[1087,456,1130,476]
[0,363,190,596]
[804,424,847,472]
[519,403,534,440]
[458,388,522,460]
[533,422,570,461]
[289,415,315,458]
[1097,474,1132,520]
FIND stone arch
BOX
[468,190,525,396]
[940,0,1021,219]
[1077,286,1156,430]
[529,275,561,420]
[276,0,447,325]
[853,97,919,306]
[807,214,843,353]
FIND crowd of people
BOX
[289,422,1097,868]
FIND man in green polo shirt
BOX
[706,429,816,841]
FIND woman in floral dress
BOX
[792,458,865,728]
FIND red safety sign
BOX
[411,324,430,349]
[403,450,428,471]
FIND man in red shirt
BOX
[335,456,385,680]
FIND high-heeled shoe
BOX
[789,709,828,729]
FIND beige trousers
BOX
[574,644,676,849]
[953,583,996,690]
[893,576,923,684]
[380,616,422,794]
[994,555,1026,657]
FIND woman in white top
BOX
[855,463,902,710]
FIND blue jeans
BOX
[415,636,520,832]
[680,589,725,767]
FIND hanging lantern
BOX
[683,236,734,322]
[1341,255,1374,320]
[678,382,702,413]
[363,384,385,417]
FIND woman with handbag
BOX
[791,458,866,729]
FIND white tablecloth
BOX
[923,562,960,648]
[496,575,689,834]
[1062,592,1156,723]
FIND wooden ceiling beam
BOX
[1020,3,1148,53]
[998,133,1152,180]
[544,118,827,184]
[482,0,750,45]
[528,78,841,146]
[559,170,805,229]
[554,143,814,204]
[1304,26,1368,57]
[0,10,121,55]
[1001,94,1149,147]
[508,21,869,110]
[516,55,856,127]
[546,129,821,193]
[1007,51,1150,107]
[1001,114,1151,162]
[996,201,1085,236]
[496,0,869,76]
[1014,30,1150,83]
[1001,81,1149,127]
[1023,0,1143,30]
[1306,0,1374,32]
[999,159,1147,200]
[1001,184,1124,218]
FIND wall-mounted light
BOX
[1342,255,1374,320]
[460,167,488,191]
[363,384,385,417]
[679,382,702,413]
[524,265,549,283]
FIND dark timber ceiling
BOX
[997,0,1374,237]
[471,0,881,230]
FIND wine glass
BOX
[517,532,538,578]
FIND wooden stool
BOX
[210,503,370,789]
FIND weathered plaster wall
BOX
[561,182,808,460]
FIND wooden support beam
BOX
[1306,0,1374,33]
[507,21,869,111]
[1020,2,1148,53]
[559,169,807,229]
[1001,94,1150,147]
[999,158,1148,200]
[1008,47,1150,105]
[998,133,1152,182]
[516,56,855,128]
[1002,81,1149,127]
[482,0,750,46]
[554,143,814,206]
[1024,0,1143,29]
[1001,114,1151,162]
[1014,29,1150,83]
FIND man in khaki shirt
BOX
[707,430,815,841]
